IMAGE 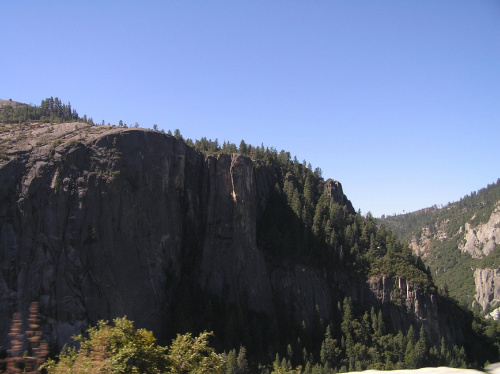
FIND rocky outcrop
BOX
[460,203,500,258]
[488,308,500,321]
[410,219,450,258]
[398,197,500,317]
[410,227,433,258]
[474,268,500,314]
[407,202,500,261]
[325,179,354,212]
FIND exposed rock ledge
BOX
[474,268,500,313]
[460,202,500,258]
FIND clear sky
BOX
[1,1,499,217]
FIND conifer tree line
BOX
[0,97,79,124]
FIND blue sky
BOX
[1,1,499,217]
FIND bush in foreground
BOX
[42,317,224,374]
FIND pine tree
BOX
[236,346,249,374]
[404,325,417,368]
[394,330,406,367]
[377,310,386,336]
[370,307,378,335]
[238,140,248,155]
[225,349,237,374]
[341,298,354,338]
[320,325,339,368]
[414,326,427,368]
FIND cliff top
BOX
[0,122,154,165]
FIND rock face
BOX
[1,124,206,347]
[409,219,450,258]
[325,179,354,212]
[409,226,433,258]
[474,269,500,314]
[0,122,471,350]
[0,123,343,348]
[460,203,500,258]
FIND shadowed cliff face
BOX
[1,125,206,347]
[0,122,471,350]
[199,154,275,314]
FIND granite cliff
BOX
[474,268,500,317]
[0,121,484,357]
[460,203,500,259]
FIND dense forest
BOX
[380,180,500,309]
[1,98,500,373]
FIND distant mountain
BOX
[380,180,500,313]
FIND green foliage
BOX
[319,325,340,368]
[173,129,183,140]
[43,317,169,373]
[471,314,500,361]
[430,238,476,307]
[42,317,224,374]
[237,143,434,287]
[168,331,224,374]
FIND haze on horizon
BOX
[1,1,499,217]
